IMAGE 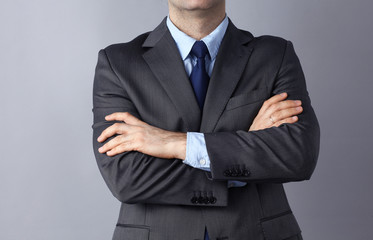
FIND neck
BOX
[168,2,226,40]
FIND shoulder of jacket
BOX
[101,31,151,57]
[234,25,289,52]
[253,35,288,49]
[247,34,290,60]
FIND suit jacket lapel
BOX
[142,18,202,131]
[200,20,255,133]
[142,18,255,133]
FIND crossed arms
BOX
[92,41,320,206]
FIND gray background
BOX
[0,0,372,239]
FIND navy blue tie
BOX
[204,227,210,240]
[190,41,210,239]
[189,41,210,110]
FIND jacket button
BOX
[243,169,250,176]
[209,196,217,204]
[198,196,205,204]
[223,170,231,176]
[204,197,210,204]
[231,169,238,177]
[191,197,198,204]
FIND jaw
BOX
[167,0,226,40]
[168,0,225,12]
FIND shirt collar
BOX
[166,15,229,61]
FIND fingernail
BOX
[292,116,298,120]
[296,106,302,111]
[294,100,301,105]
[98,147,103,152]
[281,92,287,97]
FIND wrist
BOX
[168,132,187,160]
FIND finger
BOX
[105,112,129,121]
[269,99,302,112]
[270,106,303,122]
[97,123,127,142]
[260,92,288,112]
[265,100,302,119]
[98,135,125,153]
[106,143,131,156]
[105,112,146,126]
[273,116,299,127]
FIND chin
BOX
[179,0,224,11]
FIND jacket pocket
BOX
[260,211,301,240]
[225,88,268,111]
[112,224,150,240]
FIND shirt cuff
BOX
[183,132,211,171]
[184,133,247,188]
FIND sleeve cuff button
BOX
[199,158,206,165]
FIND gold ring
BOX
[269,116,275,124]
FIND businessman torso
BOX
[92,17,318,240]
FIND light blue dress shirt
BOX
[166,15,246,188]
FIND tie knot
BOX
[191,41,209,59]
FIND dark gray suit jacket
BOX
[92,17,320,240]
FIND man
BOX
[92,0,320,239]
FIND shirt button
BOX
[199,158,206,166]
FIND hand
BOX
[97,112,187,159]
[249,92,303,131]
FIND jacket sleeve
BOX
[92,49,228,206]
[204,41,320,183]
